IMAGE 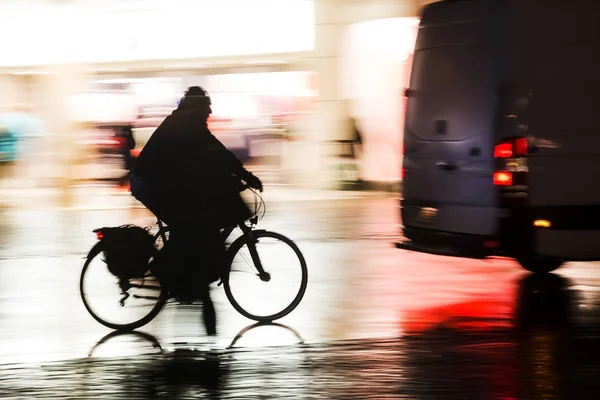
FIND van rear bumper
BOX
[397,225,497,259]
[399,219,600,262]
[499,205,600,261]
[534,229,600,261]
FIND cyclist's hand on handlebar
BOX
[245,173,263,192]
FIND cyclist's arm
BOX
[204,131,252,179]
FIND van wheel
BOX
[516,257,564,274]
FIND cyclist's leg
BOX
[198,284,216,336]
[201,225,225,284]
[166,220,215,296]
[192,224,222,335]
[167,222,197,298]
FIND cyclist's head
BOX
[178,86,212,119]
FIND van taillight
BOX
[494,137,530,195]
[494,143,513,158]
[493,172,512,186]
[401,144,404,179]
[515,138,528,155]
[494,137,529,159]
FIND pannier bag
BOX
[95,225,156,279]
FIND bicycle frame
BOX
[154,219,270,282]
[154,220,239,245]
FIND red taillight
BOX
[515,138,528,155]
[494,137,529,159]
[494,143,513,158]
[493,171,512,186]
[95,231,103,240]
[401,144,404,179]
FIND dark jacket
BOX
[133,108,251,227]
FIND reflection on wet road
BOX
[2,189,600,397]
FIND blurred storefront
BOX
[0,0,433,191]
[66,72,317,183]
[340,17,418,185]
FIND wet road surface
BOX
[1,186,600,398]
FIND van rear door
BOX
[502,0,600,260]
[402,0,502,238]
[506,1,600,209]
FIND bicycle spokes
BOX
[227,235,304,319]
[81,252,165,328]
[117,277,162,306]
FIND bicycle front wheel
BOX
[224,230,308,322]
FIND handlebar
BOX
[239,181,264,226]
[238,182,263,193]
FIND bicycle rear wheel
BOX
[223,230,308,322]
[80,243,167,331]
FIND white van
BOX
[398,0,600,273]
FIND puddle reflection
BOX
[88,330,164,358]
[514,273,577,400]
[227,322,305,349]
[87,321,306,360]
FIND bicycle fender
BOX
[84,242,104,260]
[248,229,269,236]
[229,229,269,248]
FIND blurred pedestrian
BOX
[117,124,136,189]
[0,124,17,190]
[345,116,363,186]
[349,117,363,160]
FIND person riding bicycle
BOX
[130,86,263,335]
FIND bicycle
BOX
[80,185,308,332]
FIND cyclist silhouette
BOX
[130,86,263,335]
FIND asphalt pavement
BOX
[1,185,600,398]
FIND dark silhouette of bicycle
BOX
[80,186,308,331]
